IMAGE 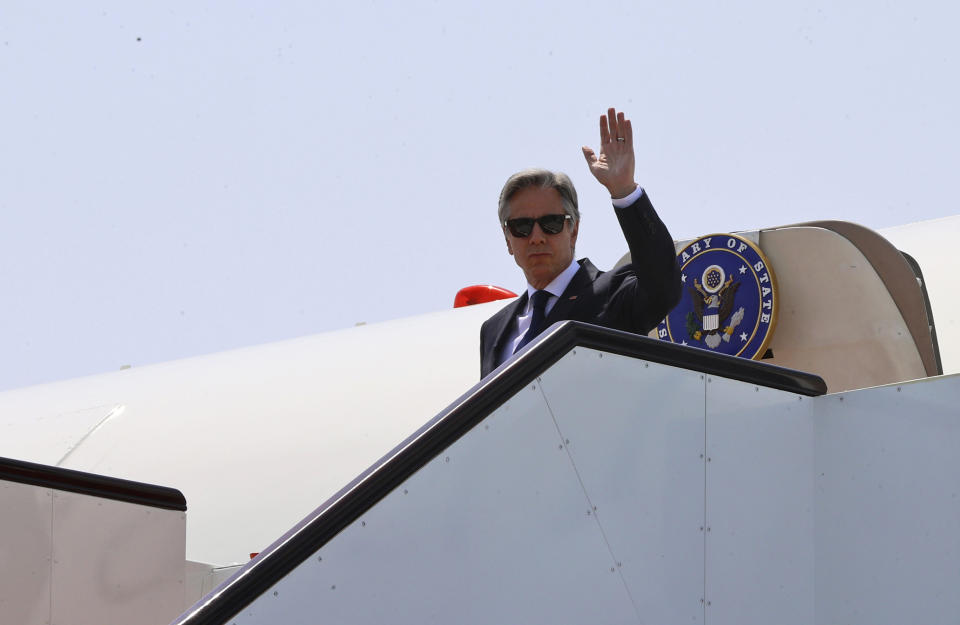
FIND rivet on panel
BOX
[331,585,336,590]
[645,363,649,368]
[565,439,570,445]
[755,387,759,392]
[586,509,591,516]
[610,566,615,572]
[699,454,704,459]
[361,521,366,527]
[531,384,536,390]
[897,387,902,392]
[707,601,712,606]
[700,527,704,532]
[403,489,408,495]
[445,456,450,463]
[707,527,711,532]
[318,556,323,562]
[839,396,844,401]
[558,444,563,450]
[707,457,712,462]
[273,591,278,597]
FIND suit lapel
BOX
[485,259,599,375]
[543,259,601,327]
[486,293,527,371]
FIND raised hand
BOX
[581,107,638,199]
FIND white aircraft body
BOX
[0,215,957,625]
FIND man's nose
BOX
[528,222,547,242]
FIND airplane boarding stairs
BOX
[0,457,187,624]
[173,321,960,625]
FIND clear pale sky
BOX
[2,1,957,391]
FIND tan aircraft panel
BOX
[790,220,939,378]
[881,215,959,375]
[758,226,926,392]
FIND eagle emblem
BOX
[687,264,745,348]
[655,234,778,359]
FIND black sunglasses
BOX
[503,214,572,238]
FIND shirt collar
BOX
[525,259,580,307]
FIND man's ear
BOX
[504,229,514,255]
[570,220,579,251]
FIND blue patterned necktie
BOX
[515,290,551,352]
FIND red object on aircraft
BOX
[454,285,518,308]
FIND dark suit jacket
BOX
[480,192,681,378]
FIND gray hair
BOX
[497,168,580,226]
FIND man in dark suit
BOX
[480,108,681,377]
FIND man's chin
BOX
[524,255,552,269]
[524,268,557,287]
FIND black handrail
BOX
[0,456,186,511]
[173,321,825,625]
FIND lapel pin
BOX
[568,295,578,300]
